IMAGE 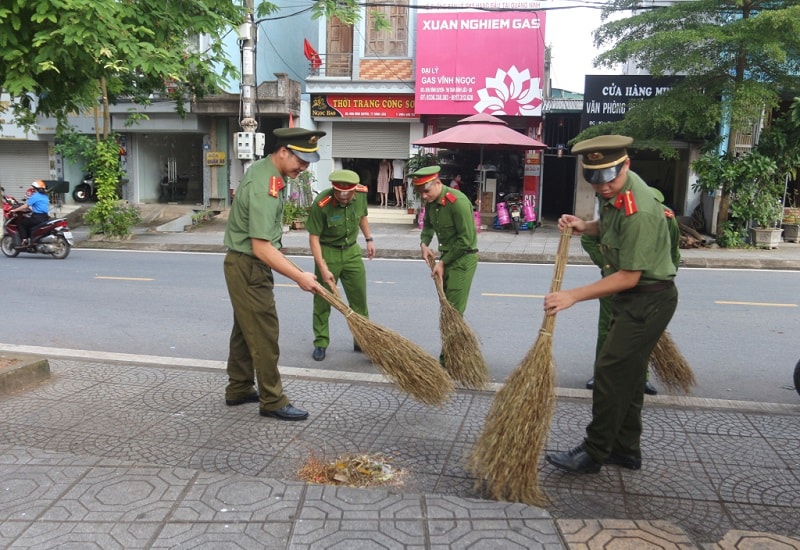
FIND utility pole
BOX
[236,0,263,173]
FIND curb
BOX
[0,354,50,395]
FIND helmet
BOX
[31,180,46,191]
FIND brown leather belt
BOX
[620,280,675,294]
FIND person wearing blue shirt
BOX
[10,180,50,246]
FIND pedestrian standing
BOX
[306,169,375,361]
[411,165,479,363]
[222,127,325,421]
[544,135,678,473]
[391,159,406,208]
[377,159,391,208]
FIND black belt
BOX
[620,280,674,294]
[465,249,479,254]
[323,242,355,250]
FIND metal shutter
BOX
[0,141,51,197]
[331,122,410,159]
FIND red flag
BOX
[289,113,294,128]
[303,38,322,71]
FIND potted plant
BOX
[405,152,435,218]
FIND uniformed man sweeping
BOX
[544,135,678,473]
[223,127,325,421]
[411,165,479,366]
[306,169,375,361]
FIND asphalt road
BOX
[2,248,799,404]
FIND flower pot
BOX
[749,227,783,249]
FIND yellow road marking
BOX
[95,276,154,281]
[716,300,797,307]
[482,292,544,298]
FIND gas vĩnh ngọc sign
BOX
[581,74,683,130]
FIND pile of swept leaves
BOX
[297,453,401,488]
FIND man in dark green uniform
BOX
[306,169,375,361]
[583,186,680,395]
[544,135,678,473]
[223,127,325,421]
[411,165,478,316]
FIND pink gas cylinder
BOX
[418,207,425,229]
[495,201,511,225]
[522,199,537,223]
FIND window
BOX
[365,0,408,57]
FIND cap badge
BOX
[308,136,318,145]
[587,152,604,162]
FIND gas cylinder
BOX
[496,202,511,225]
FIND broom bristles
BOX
[317,287,454,406]
[468,227,572,505]
[649,331,696,395]
[431,272,490,390]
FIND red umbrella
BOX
[413,113,547,192]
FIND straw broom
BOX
[649,330,696,395]
[468,226,572,506]
[314,282,454,407]
[427,258,490,390]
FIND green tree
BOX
[582,0,800,231]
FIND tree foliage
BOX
[582,0,800,155]
[580,0,800,238]
[0,0,245,131]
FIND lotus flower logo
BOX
[474,66,543,116]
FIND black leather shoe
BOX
[353,342,362,352]
[225,392,259,406]
[644,381,658,395]
[259,404,309,421]
[546,445,602,474]
[586,377,594,390]
[607,450,642,470]
[312,347,326,361]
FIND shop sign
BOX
[415,11,546,116]
[311,94,416,119]
[581,74,683,129]
[206,152,226,166]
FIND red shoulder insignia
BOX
[664,207,675,219]
[445,192,457,203]
[614,190,637,216]
[268,176,284,198]
[318,195,332,207]
[355,184,369,193]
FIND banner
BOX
[311,94,416,119]
[415,11,545,116]
[581,74,683,129]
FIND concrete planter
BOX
[782,223,800,243]
[749,227,783,249]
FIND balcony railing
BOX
[308,53,353,78]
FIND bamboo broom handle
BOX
[286,258,352,315]
[427,256,448,302]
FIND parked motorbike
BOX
[496,192,523,234]
[72,172,97,203]
[1,196,73,259]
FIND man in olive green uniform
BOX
[411,165,478,316]
[223,127,325,421]
[544,135,678,473]
[306,169,375,361]
[583,187,680,395]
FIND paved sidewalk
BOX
[1,219,798,548]
[73,216,800,270]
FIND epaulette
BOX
[614,190,638,216]
[355,184,368,193]
[440,192,457,205]
[318,195,333,207]
[268,176,284,198]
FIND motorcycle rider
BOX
[9,180,50,247]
